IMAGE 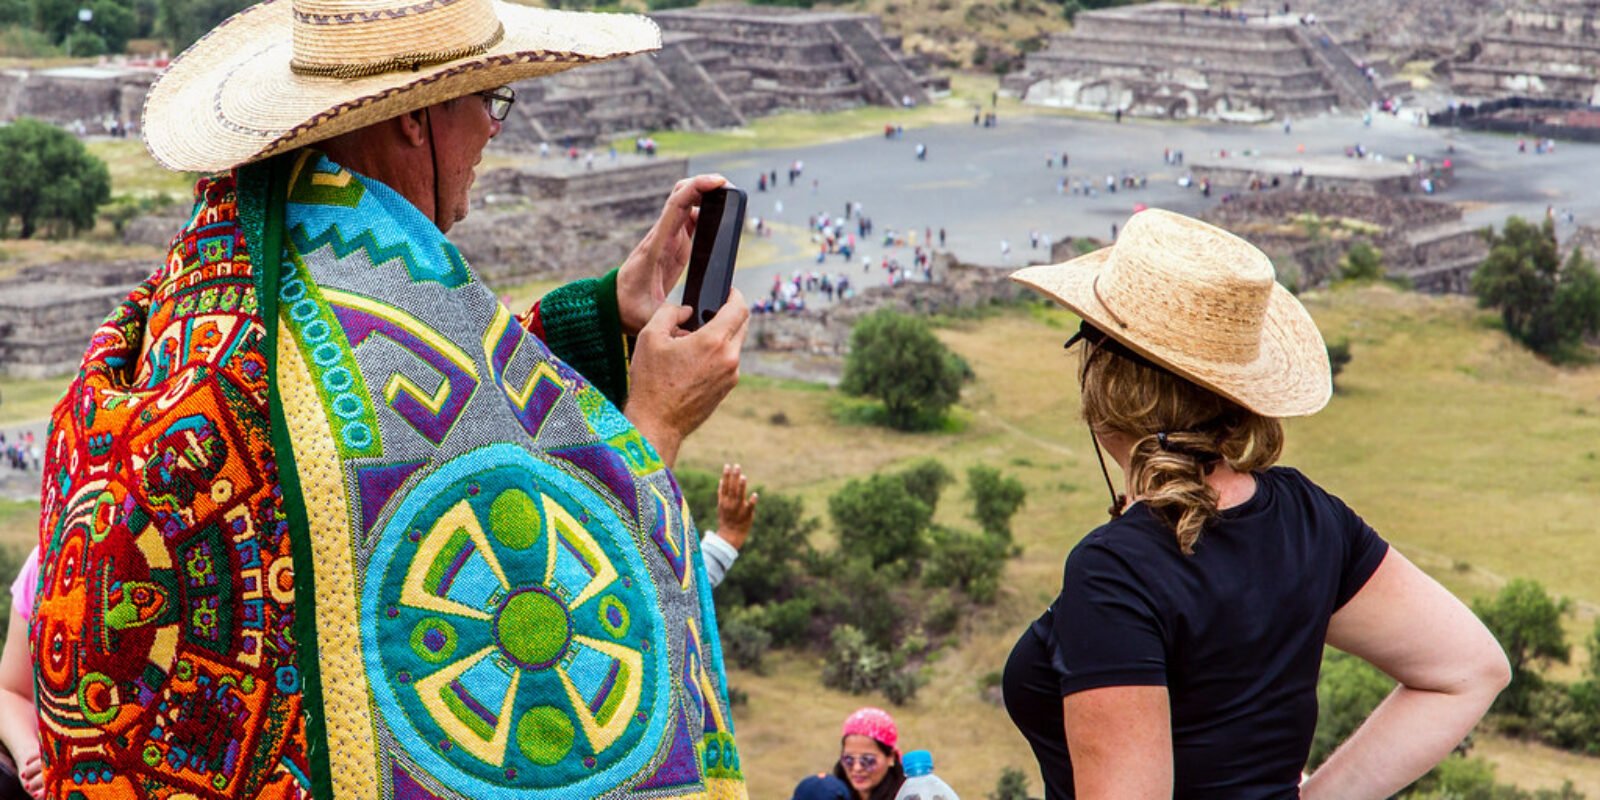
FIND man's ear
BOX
[396,106,430,148]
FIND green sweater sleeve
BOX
[533,268,631,408]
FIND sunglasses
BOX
[839,754,882,772]
[478,86,516,121]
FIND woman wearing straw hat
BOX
[1000,209,1509,798]
[31,2,750,798]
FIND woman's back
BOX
[1006,467,1388,798]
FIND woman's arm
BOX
[1062,685,1174,800]
[0,610,41,799]
[1300,548,1510,800]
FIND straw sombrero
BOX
[143,0,660,173]
[1010,209,1331,418]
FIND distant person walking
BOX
[1003,210,1508,799]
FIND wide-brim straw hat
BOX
[1010,209,1331,418]
[143,0,660,173]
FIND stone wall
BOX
[0,66,155,127]
[0,261,149,378]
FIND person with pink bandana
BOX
[831,707,907,800]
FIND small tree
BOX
[1338,241,1384,282]
[967,464,1026,540]
[1473,217,1600,360]
[1472,578,1571,714]
[841,309,968,431]
[829,473,932,570]
[0,118,110,238]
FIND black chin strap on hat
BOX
[1090,432,1124,520]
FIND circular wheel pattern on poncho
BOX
[363,444,668,796]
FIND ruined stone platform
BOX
[1007,1,1387,121]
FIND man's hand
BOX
[617,174,730,336]
[624,288,750,468]
[715,463,757,551]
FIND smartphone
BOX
[681,186,747,331]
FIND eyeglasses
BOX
[839,754,881,772]
[478,86,515,121]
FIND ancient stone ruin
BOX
[1200,191,1487,293]
[489,7,944,149]
[0,64,154,130]
[1453,0,1600,102]
[0,260,151,378]
[0,8,939,149]
[1007,2,1401,121]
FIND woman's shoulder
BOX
[1067,506,1174,566]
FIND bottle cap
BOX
[902,749,933,777]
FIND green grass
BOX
[681,284,1600,798]
[85,139,198,200]
[0,375,66,427]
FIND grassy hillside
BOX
[679,284,1600,798]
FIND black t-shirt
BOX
[1002,467,1389,799]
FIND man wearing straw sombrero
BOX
[30,2,751,798]
[1000,209,1509,797]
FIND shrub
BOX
[822,625,893,695]
[841,309,969,431]
[816,556,901,649]
[966,464,1026,540]
[990,768,1030,800]
[1327,339,1352,390]
[1338,241,1384,282]
[923,526,1006,604]
[718,606,772,674]
[829,474,932,571]
[744,596,816,649]
[898,459,953,510]
[923,589,962,638]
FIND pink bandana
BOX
[841,707,899,753]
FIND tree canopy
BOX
[840,309,969,431]
[0,117,110,238]
[1472,216,1600,361]
[1473,578,1571,714]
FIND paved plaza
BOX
[692,111,1600,307]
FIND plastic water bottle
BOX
[895,750,959,800]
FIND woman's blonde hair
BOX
[1078,333,1283,555]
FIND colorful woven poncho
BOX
[32,151,746,800]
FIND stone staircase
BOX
[1287,22,1384,111]
[1393,220,1488,293]
[649,42,746,129]
[827,18,929,107]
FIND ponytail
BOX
[1079,343,1283,555]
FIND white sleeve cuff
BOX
[700,531,740,588]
